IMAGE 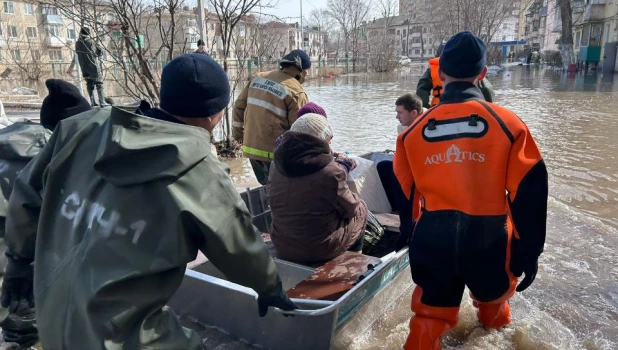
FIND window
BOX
[31,49,40,60]
[26,27,37,38]
[503,23,508,29]
[49,49,62,61]
[8,26,17,38]
[46,26,60,37]
[415,49,420,54]
[503,35,507,41]
[24,2,33,14]
[41,4,58,15]
[10,49,20,60]
[3,1,14,14]
[605,24,610,44]
[67,29,76,40]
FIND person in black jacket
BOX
[75,27,107,107]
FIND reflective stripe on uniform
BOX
[232,121,244,128]
[247,97,287,118]
[250,77,288,99]
[242,145,274,159]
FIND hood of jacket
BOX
[0,121,50,161]
[274,131,333,177]
[93,107,212,186]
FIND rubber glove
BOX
[510,253,538,292]
[257,280,297,317]
[1,253,35,313]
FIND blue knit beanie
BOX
[439,31,486,79]
[160,54,230,118]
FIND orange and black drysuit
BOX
[393,81,548,350]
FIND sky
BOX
[260,0,328,22]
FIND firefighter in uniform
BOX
[394,31,548,350]
[233,50,310,185]
[416,41,495,108]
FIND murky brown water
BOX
[219,66,618,350]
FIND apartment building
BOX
[0,1,79,78]
[523,0,561,52]
[571,0,618,70]
[288,23,326,60]
[362,15,440,60]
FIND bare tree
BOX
[326,0,371,72]
[47,0,190,104]
[207,0,276,148]
[422,0,514,45]
[306,9,335,33]
[2,23,44,81]
[253,20,288,60]
[557,0,575,69]
[365,0,398,72]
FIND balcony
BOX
[189,42,198,50]
[572,0,585,12]
[46,36,65,47]
[583,4,605,22]
[44,14,63,25]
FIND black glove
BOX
[257,280,297,317]
[1,253,35,313]
[510,252,538,292]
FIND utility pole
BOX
[300,0,303,50]
[71,0,83,95]
[197,0,206,49]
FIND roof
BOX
[364,15,412,29]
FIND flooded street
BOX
[220,66,618,350]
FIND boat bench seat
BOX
[286,252,382,301]
[374,212,400,233]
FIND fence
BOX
[0,56,374,102]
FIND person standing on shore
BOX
[75,27,108,107]
[394,31,548,349]
[232,49,310,185]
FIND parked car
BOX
[398,56,412,66]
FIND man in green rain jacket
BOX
[2,54,295,349]
[0,79,91,347]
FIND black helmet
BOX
[280,49,311,71]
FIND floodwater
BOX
[220,66,618,350]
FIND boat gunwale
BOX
[183,246,409,318]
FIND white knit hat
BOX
[291,113,333,141]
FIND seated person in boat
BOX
[376,93,423,246]
[267,113,368,264]
[275,101,358,174]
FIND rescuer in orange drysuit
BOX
[394,31,548,350]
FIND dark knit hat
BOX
[80,27,90,36]
[197,39,205,46]
[159,53,230,118]
[40,79,91,130]
[439,31,486,79]
[297,102,326,119]
[280,49,311,71]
